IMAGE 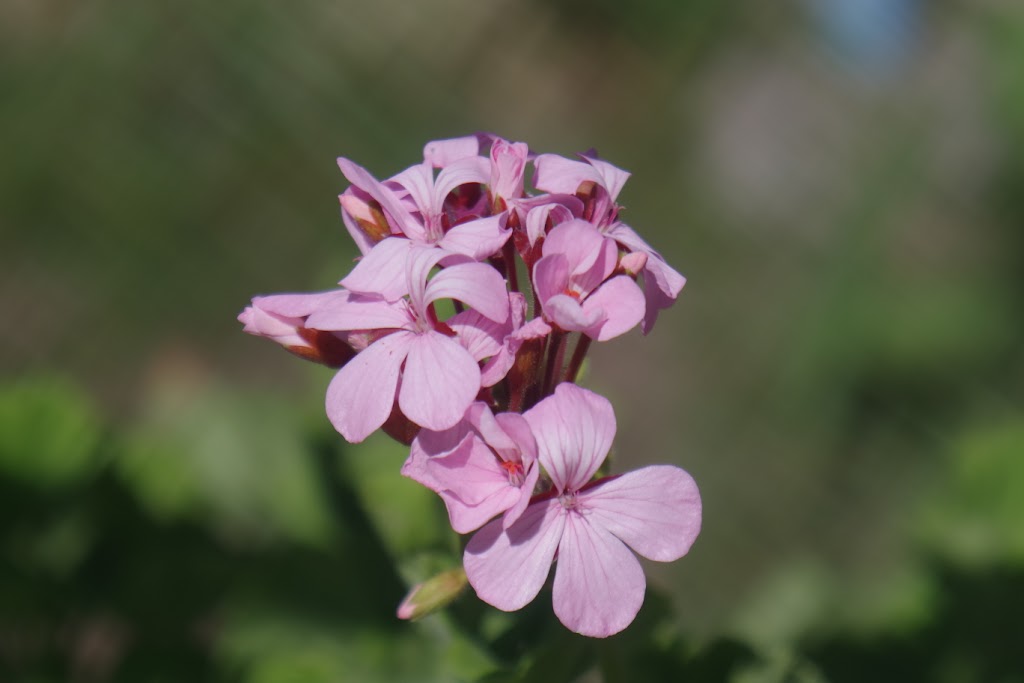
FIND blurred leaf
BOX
[918,417,1024,567]
[118,375,331,548]
[0,376,103,487]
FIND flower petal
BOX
[399,332,481,431]
[581,465,702,562]
[524,383,615,492]
[337,157,423,241]
[305,293,412,332]
[434,156,490,205]
[580,275,645,341]
[464,499,565,612]
[423,135,481,167]
[425,262,509,324]
[438,214,511,260]
[533,154,604,195]
[581,155,630,203]
[532,254,570,306]
[325,331,413,442]
[340,237,415,301]
[545,294,603,333]
[552,514,645,638]
[402,432,520,533]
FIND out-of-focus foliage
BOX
[2,0,1024,680]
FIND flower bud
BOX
[396,568,468,621]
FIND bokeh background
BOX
[3,0,1024,681]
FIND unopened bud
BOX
[396,568,468,621]
[340,193,392,244]
[619,251,648,277]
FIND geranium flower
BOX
[533,219,646,341]
[463,383,702,638]
[534,153,686,333]
[304,245,509,442]
[402,402,540,533]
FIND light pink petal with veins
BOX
[404,245,451,317]
[305,294,411,332]
[403,433,520,533]
[464,499,565,612]
[399,332,481,431]
[434,156,490,203]
[581,155,631,203]
[325,331,413,443]
[423,136,481,167]
[390,163,437,221]
[490,139,528,201]
[524,383,615,492]
[579,276,646,341]
[533,154,604,195]
[425,262,509,324]
[438,214,511,260]
[340,237,415,302]
[582,465,702,562]
[552,515,645,638]
[337,157,424,241]
[448,308,505,363]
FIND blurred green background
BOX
[3,0,1024,681]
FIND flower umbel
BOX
[239,134,700,637]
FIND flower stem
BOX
[564,334,592,383]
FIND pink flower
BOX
[534,153,686,333]
[238,291,364,367]
[532,219,646,341]
[488,139,529,206]
[402,402,540,533]
[338,157,511,301]
[463,383,702,638]
[304,246,510,442]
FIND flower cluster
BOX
[240,134,701,638]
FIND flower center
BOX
[558,491,581,512]
[500,460,524,487]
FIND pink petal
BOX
[464,500,565,611]
[448,308,505,362]
[337,157,424,241]
[390,162,437,218]
[425,262,509,324]
[399,332,481,431]
[545,294,603,333]
[305,294,412,332]
[580,275,646,341]
[552,515,645,638]
[493,412,537,465]
[490,139,529,200]
[581,465,702,562]
[423,135,481,167]
[325,331,413,442]
[532,254,570,306]
[405,244,451,317]
[524,201,577,247]
[581,155,631,203]
[438,214,512,260]
[434,156,490,204]
[249,290,350,318]
[502,464,540,529]
[340,237,415,301]
[403,432,521,533]
[523,383,615,492]
[533,154,603,195]
[542,220,607,277]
